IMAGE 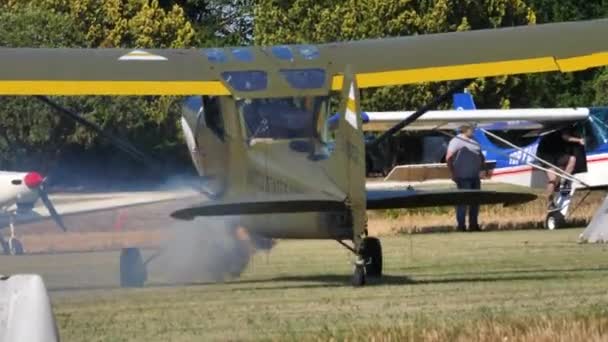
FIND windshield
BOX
[237,96,329,141]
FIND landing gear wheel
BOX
[352,264,366,287]
[120,247,147,288]
[545,212,565,230]
[8,238,24,255]
[361,237,382,277]
[1,240,10,255]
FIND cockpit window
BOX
[280,69,326,89]
[270,45,294,61]
[204,48,228,63]
[237,97,328,141]
[221,71,267,92]
[232,48,254,62]
[297,45,320,60]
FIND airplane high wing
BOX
[0,19,607,96]
[363,108,590,131]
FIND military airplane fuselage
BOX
[180,92,356,240]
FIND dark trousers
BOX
[455,178,481,229]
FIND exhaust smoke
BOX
[158,217,256,284]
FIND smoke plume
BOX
[158,217,256,284]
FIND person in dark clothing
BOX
[446,124,487,232]
[537,126,585,205]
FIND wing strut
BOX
[479,127,591,188]
[367,78,474,148]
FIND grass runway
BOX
[3,228,608,341]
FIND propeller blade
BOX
[37,186,67,232]
[34,95,160,172]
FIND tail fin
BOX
[453,91,476,110]
[328,67,367,241]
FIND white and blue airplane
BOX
[362,92,608,229]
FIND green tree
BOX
[160,0,254,46]
[254,0,535,112]
[0,1,196,181]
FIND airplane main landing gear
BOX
[5,216,24,255]
[545,212,565,230]
[348,237,383,287]
[0,237,9,255]
[361,237,382,277]
[8,237,24,255]
[352,260,366,287]
[120,247,147,288]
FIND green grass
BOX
[4,228,608,341]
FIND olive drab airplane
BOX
[3,19,608,287]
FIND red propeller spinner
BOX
[24,172,44,189]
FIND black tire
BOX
[0,240,9,255]
[352,265,366,287]
[8,238,24,256]
[120,247,147,288]
[545,212,565,230]
[361,237,382,277]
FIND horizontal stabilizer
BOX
[367,189,536,210]
[0,274,58,342]
[171,194,346,220]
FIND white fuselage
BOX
[489,152,608,189]
[0,172,39,211]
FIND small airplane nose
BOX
[24,172,44,189]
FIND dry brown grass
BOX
[368,190,606,236]
[20,230,166,254]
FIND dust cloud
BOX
[157,217,259,284]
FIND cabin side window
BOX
[203,96,225,141]
[589,108,608,147]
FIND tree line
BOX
[0,0,606,185]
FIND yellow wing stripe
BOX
[332,57,558,90]
[0,81,230,95]
[556,52,608,72]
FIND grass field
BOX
[4,228,608,341]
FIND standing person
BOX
[537,125,585,207]
[446,124,486,232]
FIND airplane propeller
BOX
[35,96,204,194]
[24,172,67,232]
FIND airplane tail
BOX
[328,67,367,240]
[453,91,486,141]
[453,91,476,110]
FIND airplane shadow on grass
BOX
[48,266,608,293]
[233,266,608,291]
